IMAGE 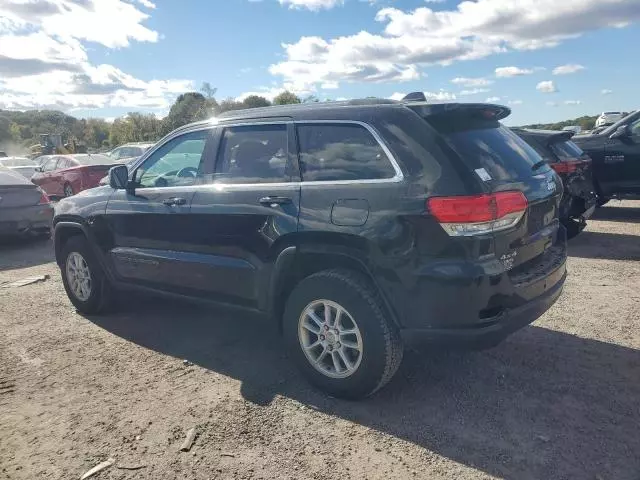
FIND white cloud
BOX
[459,88,490,96]
[270,0,640,90]
[451,76,492,87]
[0,0,193,112]
[601,89,613,95]
[552,63,585,75]
[389,91,456,102]
[136,0,156,8]
[546,101,558,106]
[536,80,558,93]
[508,100,523,105]
[564,100,582,105]
[486,96,501,102]
[495,66,534,77]
[279,0,343,10]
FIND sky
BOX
[0,0,639,125]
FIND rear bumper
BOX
[400,268,566,349]
[0,204,53,236]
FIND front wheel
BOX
[283,269,403,399]
[63,183,74,197]
[60,235,112,314]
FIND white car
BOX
[0,156,39,179]
[595,112,624,128]
[562,125,582,134]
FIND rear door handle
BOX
[162,197,187,206]
[259,196,292,207]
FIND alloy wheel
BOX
[298,299,363,379]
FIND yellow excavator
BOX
[29,133,87,157]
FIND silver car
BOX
[0,166,53,237]
[0,156,39,179]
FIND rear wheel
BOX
[283,269,403,399]
[60,235,112,314]
[596,196,610,207]
[63,183,74,197]
[564,219,584,239]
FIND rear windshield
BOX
[429,118,550,182]
[73,154,113,165]
[549,140,584,161]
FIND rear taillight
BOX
[427,191,527,236]
[550,158,590,174]
[38,190,50,205]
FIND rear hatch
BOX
[0,168,42,208]
[411,103,564,278]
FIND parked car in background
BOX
[562,125,582,134]
[53,97,567,399]
[31,153,115,198]
[513,128,596,238]
[595,112,624,128]
[0,156,39,179]
[107,142,154,162]
[573,110,640,205]
[0,166,52,238]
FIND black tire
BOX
[596,197,610,207]
[564,219,584,239]
[63,183,74,197]
[283,269,403,399]
[60,235,112,314]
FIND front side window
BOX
[214,124,290,184]
[629,118,640,137]
[296,123,395,182]
[135,130,210,188]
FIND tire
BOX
[63,183,74,197]
[60,235,112,314]
[283,269,403,399]
[564,219,584,240]
[596,196,610,207]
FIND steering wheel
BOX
[176,166,198,178]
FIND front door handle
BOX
[162,197,187,206]
[259,196,292,207]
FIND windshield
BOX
[73,154,113,166]
[549,140,585,160]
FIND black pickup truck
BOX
[573,110,640,205]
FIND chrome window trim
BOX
[128,119,404,193]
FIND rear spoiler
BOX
[402,93,511,121]
[515,128,575,143]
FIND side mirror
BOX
[35,166,43,172]
[109,164,129,189]
[609,125,629,139]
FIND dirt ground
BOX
[1,201,639,480]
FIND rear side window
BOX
[296,123,396,182]
[215,124,290,184]
[549,140,584,161]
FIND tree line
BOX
[0,86,302,154]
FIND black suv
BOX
[573,110,640,205]
[512,128,596,238]
[53,98,567,399]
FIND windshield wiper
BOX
[531,160,547,171]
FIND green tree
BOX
[273,90,301,105]
[201,82,217,99]
[242,95,271,109]
[162,92,212,135]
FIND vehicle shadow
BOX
[0,236,55,272]
[568,230,640,261]
[87,299,640,480]
[592,205,640,223]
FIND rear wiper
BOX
[531,160,547,171]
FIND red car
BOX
[31,154,115,198]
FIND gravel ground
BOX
[1,201,639,480]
